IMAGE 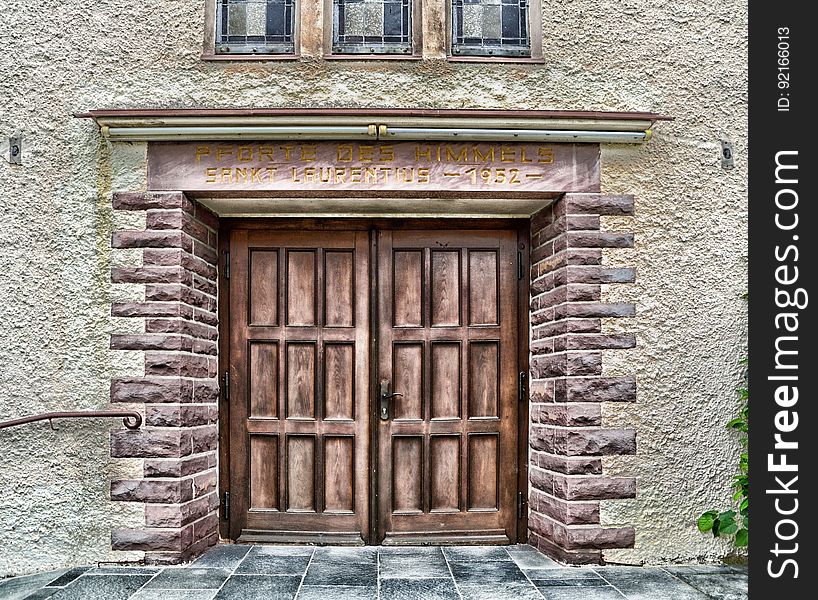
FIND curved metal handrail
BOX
[0,410,142,431]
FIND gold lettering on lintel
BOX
[147,141,598,192]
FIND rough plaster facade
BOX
[0,0,747,575]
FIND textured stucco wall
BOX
[0,0,746,574]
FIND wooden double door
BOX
[227,225,523,545]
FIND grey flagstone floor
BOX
[0,545,748,600]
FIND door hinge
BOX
[224,251,230,280]
[517,491,527,519]
[222,491,230,520]
[222,371,230,401]
[517,251,524,280]
[518,371,527,403]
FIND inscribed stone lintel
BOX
[147,141,600,195]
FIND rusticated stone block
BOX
[552,473,637,501]
[143,248,183,266]
[535,403,602,427]
[145,404,218,428]
[530,488,600,525]
[194,379,220,403]
[193,469,216,498]
[111,428,192,458]
[145,284,216,311]
[193,308,219,327]
[112,302,192,319]
[528,380,554,403]
[111,526,192,552]
[553,266,635,286]
[144,352,211,378]
[555,302,635,319]
[565,231,634,249]
[194,240,218,266]
[194,203,220,231]
[564,334,636,351]
[111,377,193,404]
[540,215,601,241]
[193,274,218,296]
[111,334,187,352]
[193,511,219,540]
[529,529,601,565]
[556,376,637,403]
[530,351,603,378]
[191,426,218,454]
[147,209,208,244]
[112,266,192,285]
[192,339,218,356]
[144,494,216,528]
[145,319,218,341]
[533,451,602,475]
[531,512,634,550]
[533,318,601,340]
[111,478,193,503]
[112,191,192,213]
[562,193,635,216]
[557,427,637,456]
[112,230,192,252]
[531,283,601,307]
[144,454,214,478]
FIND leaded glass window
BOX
[333,0,413,55]
[216,0,295,54]
[451,0,530,57]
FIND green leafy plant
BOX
[697,360,748,548]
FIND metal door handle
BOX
[379,379,403,420]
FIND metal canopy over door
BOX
[227,225,520,544]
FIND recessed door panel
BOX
[229,230,370,543]
[230,226,520,546]
[376,229,519,545]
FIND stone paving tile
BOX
[536,587,626,600]
[593,566,710,600]
[665,569,748,600]
[248,546,315,557]
[213,574,301,600]
[533,577,610,587]
[524,566,604,581]
[378,552,451,579]
[312,547,377,563]
[296,585,378,600]
[130,591,216,600]
[22,589,58,600]
[379,578,460,600]
[0,570,68,600]
[46,574,153,600]
[191,545,252,569]
[378,546,444,558]
[663,565,738,576]
[302,560,377,587]
[459,583,545,600]
[443,546,512,562]
[449,560,526,585]
[143,568,231,590]
[86,567,161,576]
[234,550,311,575]
[507,545,563,569]
[43,568,90,588]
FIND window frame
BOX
[204,0,302,58]
[202,0,542,61]
[323,0,423,58]
[445,0,543,61]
